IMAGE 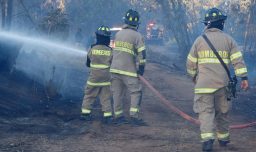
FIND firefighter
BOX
[110,9,146,125]
[186,8,249,151]
[81,25,113,124]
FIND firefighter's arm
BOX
[186,41,198,80]
[229,38,249,90]
[136,35,146,76]
[109,48,113,65]
[86,49,92,68]
[137,50,146,76]
[86,55,91,67]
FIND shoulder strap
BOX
[202,34,231,80]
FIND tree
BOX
[244,0,256,52]
[1,0,13,30]
[157,0,191,57]
[39,8,69,40]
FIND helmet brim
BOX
[95,32,111,37]
[201,15,227,24]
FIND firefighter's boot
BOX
[102,116,114,124]
[218,140,230,147]
[113,116,129,125]
[130,117,147,126]
[202,139,214,152]
[80,113,93,122]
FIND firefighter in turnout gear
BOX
[81,25,113,124]
[110,9,146,125]
[186,8,249,152]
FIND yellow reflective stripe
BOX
[217,132,229,139]
[201,133,215,140]
[187,69,196,75]
[187,54,197,63]
[139,59,146,64]
[138,46,146,52]
[90,64,109,69]
[104,112,112,117]
[110,69,138,77]
[115,110,123,116]
[195,88,218,94]
[230,52,242,61]
[114,47,135,55]
[130,107,139,113]
[235,68,247,75]
[198,58,230,64]
[81,108,91,114]
[87,81,111,86]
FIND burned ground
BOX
[0,45,256,152]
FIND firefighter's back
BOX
[88,44,112,84]
[194,28,234,91]
[110,28,143,77]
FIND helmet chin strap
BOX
[136,24,139,30]
[206,21,211,29]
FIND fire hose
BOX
[139,76,256,129]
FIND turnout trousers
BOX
[194,87,231,142]
[111,73,142,118]
[82,85,112,117]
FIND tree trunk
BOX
[1,0,13,30]
[157,0,191,57]
[1,0,7,29]
[244,0,256,52]
[5,0,13,30]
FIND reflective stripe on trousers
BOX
[217,132,229,140]
[201,132,215,141]
[130,107,139,113]
[103,112,112,117]
[114,110,123,117]
[87,81,111,86]
[139,59,146,64]
[195,88,218,94]
[187,69,196,75]
[81,108,91,114]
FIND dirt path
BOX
[0,63,256,152]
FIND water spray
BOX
[0,31,89,99]
[0,31,87,56]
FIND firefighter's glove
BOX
[241,79,249,91]
[86,56,91,67]
[192,76,196,84]
[192,74,197,84]
[137,65,145,76]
